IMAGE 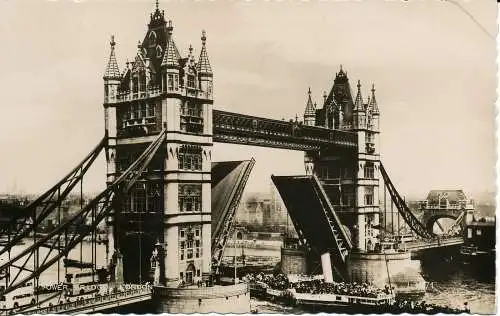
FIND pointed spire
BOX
[304,87,316,116]
[354,80,364,111]
[104,35,121,80]
[338,64,345,76]
[197,30,212,75]
[161,31,181,67]
[150,0,165,25]
[188,44,196,66]
[370,84,379,114]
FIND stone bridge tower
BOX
[103,3,213,286]
[302,67,381,253]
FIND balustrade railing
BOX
[114,86,162,103]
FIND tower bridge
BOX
[0,2,470,314]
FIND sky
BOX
[0,0,497,200]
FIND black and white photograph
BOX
[0,0,496,314]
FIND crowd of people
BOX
[243,273,390,298]
[243,273,289,291]
[292,279,390,298]
[243,273,469,314]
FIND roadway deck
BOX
[211,160,254,243]
[271,175,350,254]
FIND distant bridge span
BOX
[405,236,464,251]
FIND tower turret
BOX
[303,87,316,126]
[103,35,121,104]
[161,24,181,92]
[352,80,366,130]
[197,30,213,100]
[322,91,330,128]
[102,36,121,207]
[369,84,379,132]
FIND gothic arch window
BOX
[156,45,163,58]
[149,31,157,46]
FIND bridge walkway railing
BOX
[21,287,152,315]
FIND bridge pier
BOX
[152,284,250,313]
[280,246,308,275]
[347,251,425,295]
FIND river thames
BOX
[1,241,495,314]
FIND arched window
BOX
[156,45,163,58]
[149,31,157,46]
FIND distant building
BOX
[235,183,295,235]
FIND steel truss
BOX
[379,162,435,240]
[0,130,166,296]
[311,175,352,260]
[0,138,106,258]
[211,158,255,275]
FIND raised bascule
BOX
[0,2,472,314]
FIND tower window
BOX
[132,182,146,213]
[133,104,140,119]
[180,101,204,134]
[366,133,374,144]
[147,103,156,117]
[187,74,195,89]
[168,74,174,91]
[179,184,202,213]
[364,186,374,206]
[146,182,162,212]
[364,162,374,179]
[140,75,146,92]
[132,77,139,94]
[178,145,202,171]
[156,45,163,58]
